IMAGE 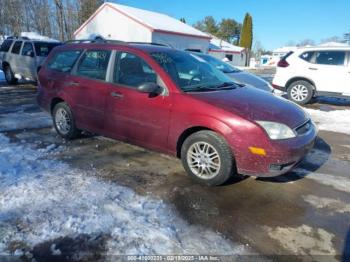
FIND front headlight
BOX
[257,121,296,140]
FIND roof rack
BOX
[64,39,125,44]
[6,36,30,40]
[128,42,168,47]
[64,39,172,48]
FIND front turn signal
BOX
[249,147,266,156]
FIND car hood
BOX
[189,86,307,128]
[226,71,272,92]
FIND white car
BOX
[272,46,350,104]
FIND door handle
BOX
[110,92,124,98]
[67,81,80,87]
[308,67,318,70]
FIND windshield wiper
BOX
[214,82,239,89]
[183,82,241,92]
[183,86,216,92]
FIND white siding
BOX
[75,5,152,42]
[152,32,209,52]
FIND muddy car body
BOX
[37,41,317,185]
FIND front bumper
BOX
[235,124,317,177]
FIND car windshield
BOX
[150,51,239,92]
[195,53,241,73]
[34,42,61,57]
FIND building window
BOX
[225,54,233,61]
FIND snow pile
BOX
[105,3,209,38]
[20,32,59,42]
[305,108,350,135]
[0,133,246,256]
[0,110,52,131]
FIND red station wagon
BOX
[37,40,317,186]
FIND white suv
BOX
[272,46,350,104]
[0,37,61,84]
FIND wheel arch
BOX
[286,77,316,91]
[50,97,65,114]
[2,61,10,68]
[175,116,234,158]
[176,126,212,158]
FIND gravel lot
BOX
[1,73,350,261]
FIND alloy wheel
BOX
[290,84,309,102]
[186,142,221,179]
[55,108,71,135]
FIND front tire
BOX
[52,102,80,140]
[181,130,235,186]
[4,65,18,85]
[287,80,314,105]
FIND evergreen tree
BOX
[239,13,253,50]
[193,16,219,35]
[217,18,240,42]
[180,18,186,23]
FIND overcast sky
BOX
[117,0,349,51]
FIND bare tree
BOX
[0,0,103,41]
[297,39,315,47]
[65,0,80,39]
[2,0,25,36]
[78,0,104,25]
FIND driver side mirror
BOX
[137,82,162,95]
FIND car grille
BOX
[295,119,313,136]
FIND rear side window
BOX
[21,42,35,57]
[11,41,22,54]
[48,50,81,73]
[315,51,345,66]
[299,51,314,62]
[0,40,13,52]
[34,42,61,57]
[76,50,111,80]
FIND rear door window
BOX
[11,41,22,54]
[34,42,61,57]
[0,40,13,52]
[48,50,81,73]
[315,51,345,66]
[76,50,111,80]
[21,42,35,57]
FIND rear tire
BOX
[181,130,235,186]
[287,80,314,105]
[52,102,80,140]
[4,65,18,85]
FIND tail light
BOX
[277,51,293,68]
[277,59,289,67]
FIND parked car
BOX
[0,37,61,84]
[272,46,350,104]
[192,52,274,92]
[37,41,317,186]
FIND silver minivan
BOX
[0,38,61,84]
